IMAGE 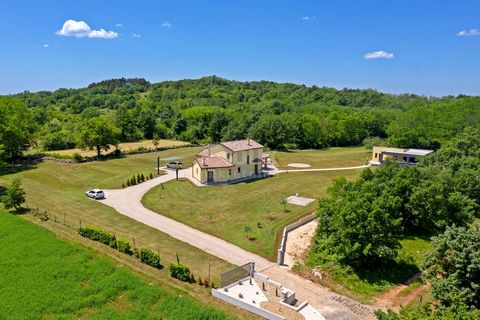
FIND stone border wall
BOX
[277,213,317,265]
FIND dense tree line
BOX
[309,128,480,318]
[1,76,480,162]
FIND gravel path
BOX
[98,167,376,320]
[277,164,371,173]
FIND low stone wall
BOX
[277,213,317,265]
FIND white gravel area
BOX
[288,163,312,168]
[286,195,316,206]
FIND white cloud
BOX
[43,43,49,48]
[132,33,141,38]
[161,21,172,28]
[115,23,123,27]
[363,50,394,60]
[302,16,316,21]
[457,29,480,37]
[56,19,118,39]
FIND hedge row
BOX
[79,226,132,254]
[78,226,163,269]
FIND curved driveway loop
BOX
[99,167,375,320]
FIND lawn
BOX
[270,147,370,170]
[143,169,362,260]
[0,147,233,282]
[43,139,189,157]
[0,212,235,320]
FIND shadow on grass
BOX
[1,163,38,176]
[12,207,30,215]
[350,258,420,287]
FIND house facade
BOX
[192,139,265,184]
[371,146,434,166]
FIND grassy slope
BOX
[0,147,232,282]
[143,170,362,260]
[0,212,234,320]
[270,147,370,169]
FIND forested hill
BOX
[1,76,480,159]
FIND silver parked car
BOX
[85,189,105,200]
[166,161,183,169]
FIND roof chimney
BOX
[247,138,251,146]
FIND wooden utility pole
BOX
[176,167,179,181]
[157,157,160,175]
[208,263,211,285]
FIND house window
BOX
[228,169,232,176]
[247,155,250,164]
[374,153,378,159]
[227,153,230,160]
[237,167,241,173]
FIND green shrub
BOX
[116,239,132,255]
[78,226,116,247]
[72,153,83,162]
[139,248,161,269]
[169,264,191,282]
[149,173,153,179]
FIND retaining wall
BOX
[277,213,317,265]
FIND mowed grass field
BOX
[270,147,370,169]
[0,212,234,320]
[44,139,189,157]
[143,170,362,260]
[0,147,233,282]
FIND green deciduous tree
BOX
[78,117,120,156]
[1,178,26,210]
[423,225,480,309]
[0,97,34,160]
[313,177,403,266]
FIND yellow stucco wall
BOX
[372,147,406,163]
[193,146,263,184]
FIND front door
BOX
[207,171,214,183]
[254,164,258,175]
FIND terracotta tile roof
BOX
[196,148,210,157]
[196,156,234,169]
[220,139,263,152]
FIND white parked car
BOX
[166,161,183,169]
[85,189,105,200]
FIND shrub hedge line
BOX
[78,226,206,280]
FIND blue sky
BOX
[0,0,479,96]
